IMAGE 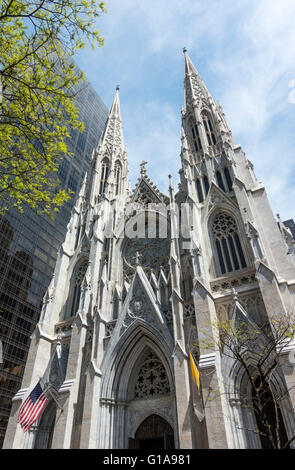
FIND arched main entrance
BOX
[129,414,174,449]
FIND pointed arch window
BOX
[212,212,247,275]
[114,161,121,196]
[216,170,226,192]
[67,259,88,318]
[224,167,233,191]
[203,175,209,195]
[112,291,120,320]
[196,179,204,203]
[191,124,202,152]
[202,114,216,146]
[99,157,109,195]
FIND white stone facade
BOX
[4,52,295,449]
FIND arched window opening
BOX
[196,179,204,203]
[114,161,121,196]
[191,124,202,152]
[112,292,120,320]
[224,167,233,191]
[160,283,167,306]
[212,213,247,275]
[203,175,209,195]
[68,259,88,318]
[99,158,109,195]
[216,170,226,192]
[202,114,216,146]
[133,351,170,400]
[252,377,289,449]
[74,224,81,250]
[182,278,193,302]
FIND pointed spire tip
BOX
[116,84,120,91]
[183,47,187,54]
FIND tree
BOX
[0,0,106,216]
[199,300,295,449]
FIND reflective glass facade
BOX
[0,78,108,447]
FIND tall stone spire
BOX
[98,85,125,157]
[90,86,129,202]
[183,48,211,111]
[182,49,233,153]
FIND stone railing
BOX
[210,270,257,295]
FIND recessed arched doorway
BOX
[129,414,174,449]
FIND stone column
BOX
[192,279,231,449]
[50,316,87,448]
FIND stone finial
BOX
[134,251,143,266]
[140,161,148,177]
[183,47,187,53]
[116,84,120,91]
[232,288,238,303]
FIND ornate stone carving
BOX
[133,351,170,399]
[211,271,257,294]
[123,227,170,283]
[183,302,195,318]
[105,320,116,338]
[216,291,266,324]
[104,116,123,155]
[121,285,157,332]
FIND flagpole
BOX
[39,376,63,411]
[45,386,63,411]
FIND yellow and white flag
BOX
[189,352,205,422]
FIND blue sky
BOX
[75,0,295,220]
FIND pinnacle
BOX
[183,50,211,110]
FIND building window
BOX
[212,212,247,275]
[99,157,109,195]
[196,179,204,203]
[204,175,209,195]
[68,259,88,318]
[114,161,121,196]
[216,170,226,192]
[202,114,216,146]
[112,292,120,320]
[224,167,233,191]
[191,124,202,152]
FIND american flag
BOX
[18,381,48,432]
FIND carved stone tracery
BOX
[134,351,170,399]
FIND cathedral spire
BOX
[90,86,129,202]
[98,86,125,156]
[183,48,211,111]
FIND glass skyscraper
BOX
[0,77,108,447]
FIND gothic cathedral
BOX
[4,50,295,449]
